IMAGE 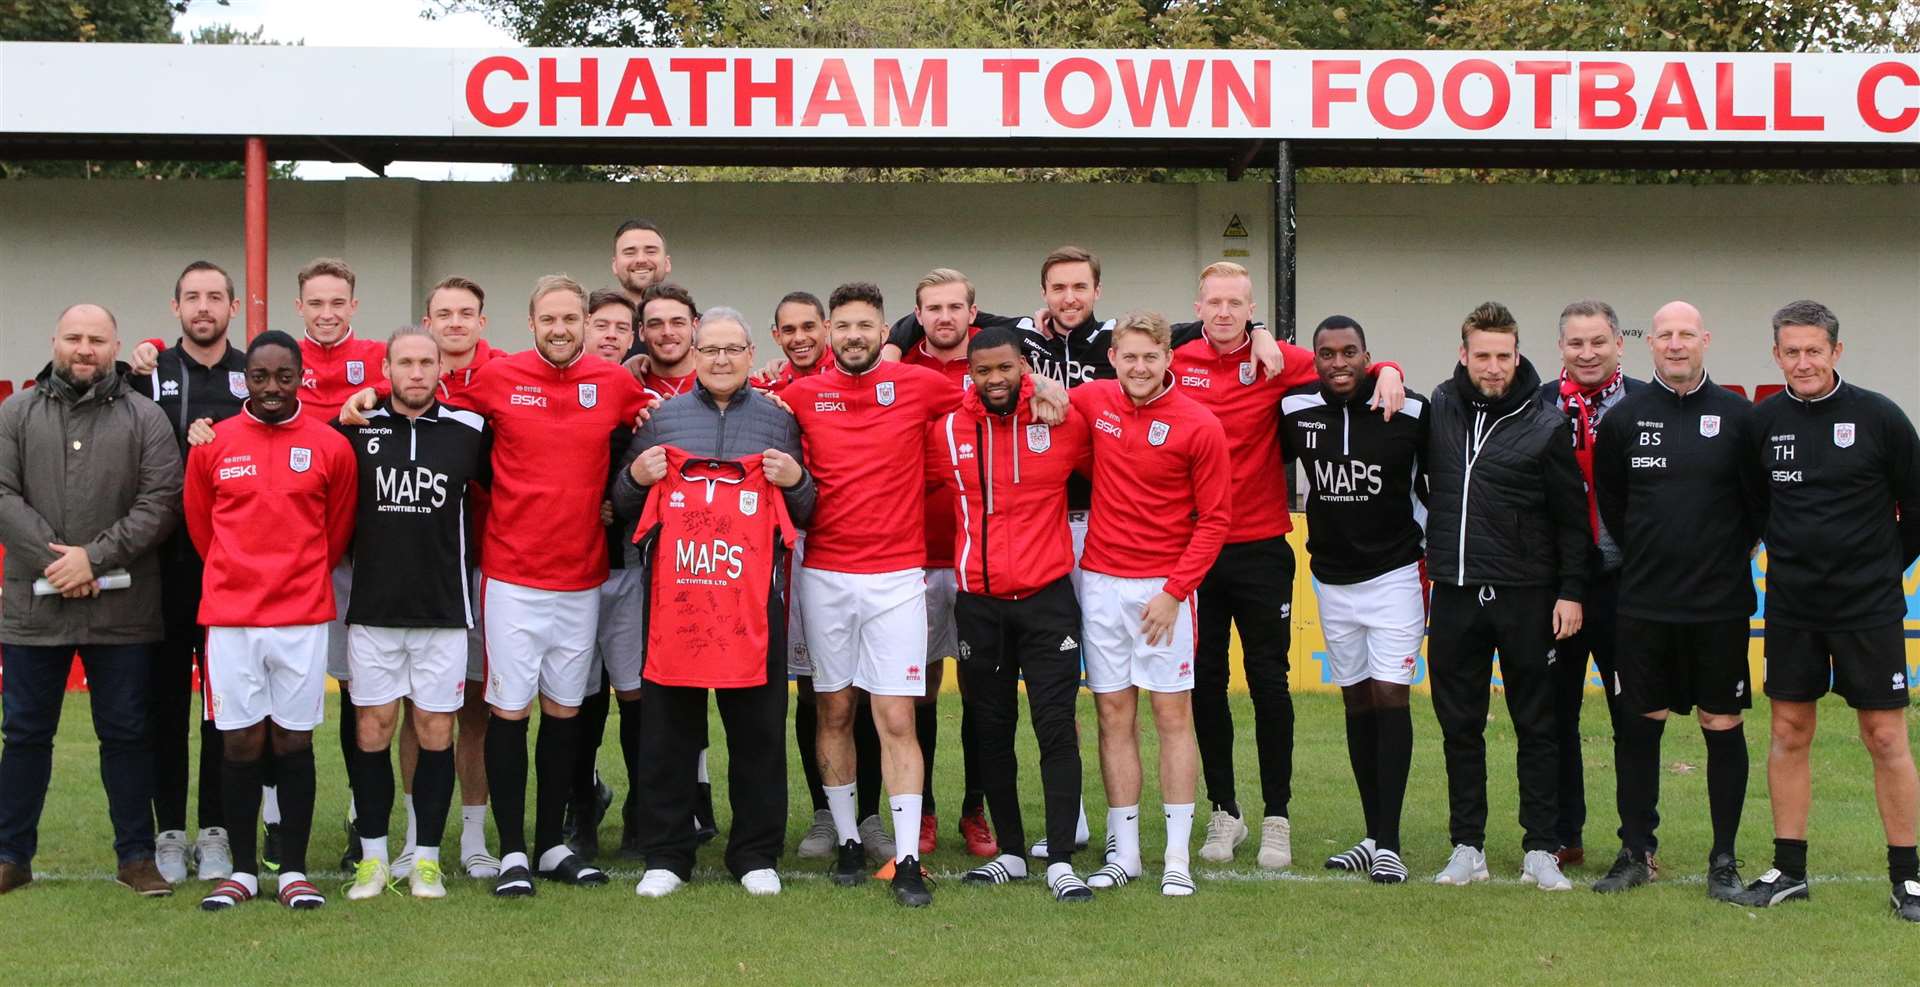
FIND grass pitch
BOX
[2,690,1916,985]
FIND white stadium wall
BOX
[0,177,1914,418]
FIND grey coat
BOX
[611,382,814,566]
[0,364,183,644]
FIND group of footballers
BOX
[109,216,1919,920]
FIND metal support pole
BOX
[1273,139,1297,344]
[244,138,269,340]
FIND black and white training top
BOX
[1593,373,1766,623]
[340,400,492,629]
[1750,374,1920,631]
[1280,373,1429,586]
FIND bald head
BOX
[52,303,121,387]
[1648,299,1710,391]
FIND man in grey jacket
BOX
[610,308,815,897]
[0,303,183,896]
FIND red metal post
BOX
[244,138,269,340]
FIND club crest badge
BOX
[1026,424,1051,454]
[1834,422,1855,448]
[228,372,247,398]
[289,447,312,473]
[739,490,759,517]
[1699,414,1720,438]
[345,360,365,385]
[1148,420,1171,446]
[578,383,598,409]
[1238,361,1256,386]
[876,381,896,407]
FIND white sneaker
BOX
[409,857,447,899]
[797,810,837,860]
[1256,816,1292,869]
[857,814,895,864]
[462,850,501,879]
[346,857,391,901]
[1433,844,1490,886]
[1522,849,1574,891]
[193,827,233,881]
[390,847,417,880]
[740,868,782,896]
[636,869,685,898]
[155,830,190,884]
[1198,811,1248,863]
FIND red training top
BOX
[898,338,973,570]
[300,330,389,422]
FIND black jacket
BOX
[1536,374,1644,573]
[1753,375,1920,630]
[340,400,492,628]
[1424,356,1590,599]
[1593,373,1765,622]
[1280,373,1429,585]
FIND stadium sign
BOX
[3,44,1916,143]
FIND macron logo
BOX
[1059,635,1077,652]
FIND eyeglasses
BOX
[695,344,750,358]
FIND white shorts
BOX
[206,624,330,732]
[464,567,486,682]
[596,567,647,692]
[1079,570,1197,694]
[348,625,469,713]
[926,568,958,662]
[798,566,928,697]
[786,532,812,677]
[1315,561,1426,688]
[1068,511,1089,595]
[482,577,599,710]
[325,560,353,680]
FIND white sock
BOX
[537,845,573,871]
[277,870,307,892]
[260,786,281,825]
[825,783,859,843]
[402,795,418,851]
[499,850,529,872]
[991,853,1028,878]
[1110,804,1142,873]
[889,794,922,863]
[1164,802,1195,872]
[417,845,440,865]
[1046,861,1074,885]
[460,804,488,856]
[360,836,389,866]
[1076,800,1090,844]
[696,747,709,784]
[229,871,259,895]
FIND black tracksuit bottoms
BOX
[954,577,1084,865]
[1193,536,1295,818]
[1427,582,1560,853]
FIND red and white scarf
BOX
[1557,367,1625,544]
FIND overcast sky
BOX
[175,0,517,180]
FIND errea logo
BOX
[668,490,685,509]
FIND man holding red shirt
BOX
[1169,261,1404,869]
[185,331,357,912]
[456,275,651,898]
[1072,312,1231,898]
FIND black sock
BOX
[1374,705,1413,853]
[275,745,316,875]
[617,697,644,823]
[197,720,226,831]
[916,702,938,815]
[533,714,582,857]
[337,688,357,822]
[220,755,264,875]
[796,699,826,812]
[573,686,610,805]
[485,714,530,857]
[1701,724,1748,858]
[959,698,984,815]
[1773,837,1808,880]
[854,702,881,819]
[1890,845,1918,885]
[1344,707,1380,841]
[350,746,394,841]
[413,747,455,851]
[1614,715,1665,857]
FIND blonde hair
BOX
[1198,260,1249,284]
[1110,310,1171,349]
[527,274,588,316]
[914,268,975,308]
